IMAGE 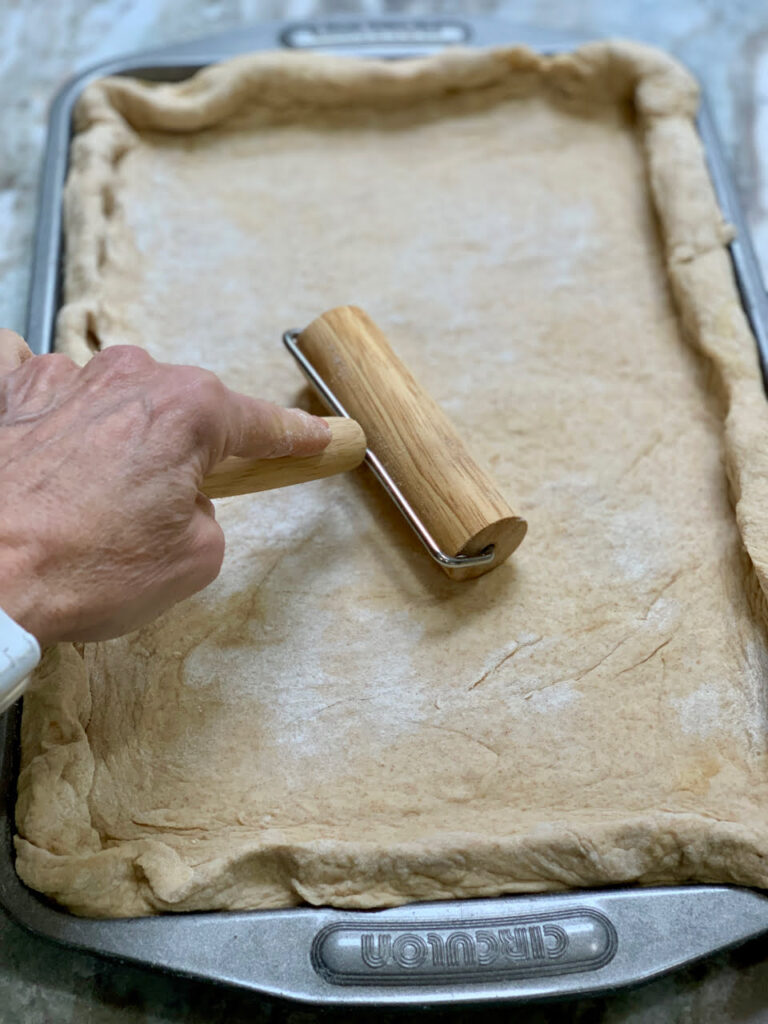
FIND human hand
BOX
[0,332,330,646]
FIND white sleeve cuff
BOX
[0,605,42,713]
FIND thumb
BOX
[0,330,33,377]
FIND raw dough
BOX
[15,43,768,917]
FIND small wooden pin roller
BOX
[203,306,526,581]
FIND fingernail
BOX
[290,408,331,447]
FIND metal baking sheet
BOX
[6,14,768,1007]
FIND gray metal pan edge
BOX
[9,13,768,1007]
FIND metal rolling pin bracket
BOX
[283,328,495,572]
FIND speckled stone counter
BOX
[2,1,768,1021]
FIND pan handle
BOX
[263,886,768,1004]
[34,885,768,1005]
[278,17,471,56]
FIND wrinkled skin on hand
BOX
[0,330,330,646]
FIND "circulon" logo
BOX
[312,908,617,986]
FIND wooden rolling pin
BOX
[202,417,366,498]
[297,306,527,581]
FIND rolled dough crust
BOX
[15,42,768,917]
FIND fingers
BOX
[0,330,33,377]
[58,346,331,470]
[0,351,79,422]
[163,362,331,466]
[194,490,217,519]
[81,344,155,384]
[181,510,226,594]
[221,394,331,461]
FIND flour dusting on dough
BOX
[525,681,580,714]
[671,685,731,738]
[605,499,672,582]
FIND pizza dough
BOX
[15,42,768,917]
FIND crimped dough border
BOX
[15,42,768,916]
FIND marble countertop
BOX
[3,1,768,1021]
